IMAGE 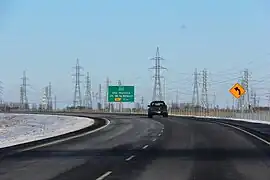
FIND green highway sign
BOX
[108,86,135,102]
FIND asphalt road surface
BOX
[1,114,270,180]
[110,116,270,180]
[0,114,163,180]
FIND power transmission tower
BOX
[54,95,57,110]
[201,69,209,111]
[48,82,53,110]
[149,47,166,101]
[192,68,200,107]
[98,84,102,110]
[92,91,99,109]
[20,85,24,107]
[254,91,257,107]
[250,88,256,108]
[41,86,49,110]
[256,97,260,108]
[176,89,179,108]
[213,92,216,109]
[105,77,111,110]
[239,69,250,110]
[244,69,250,109]
[237,77,244,111]
[140,96,144,110]
[90,91,95,109]
[72,59,83,107]
[84,72,92,109]
[20,71,29,109]
[92,91,96,103]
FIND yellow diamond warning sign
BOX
[229,83,246,99]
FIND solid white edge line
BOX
[125,155,135,161]
[96,171,112,180]
[218,122,270,146]
[19,118,111,152]
[142,145,149,149]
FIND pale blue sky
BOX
[0,0,269,108]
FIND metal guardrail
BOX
[7,109,270,122]
[3,105,270,119]
[54,109,270,122]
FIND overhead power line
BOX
[210,76,243,85]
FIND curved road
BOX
[0,114,163,180]
[1,114,270,180]
[118,116,270,180]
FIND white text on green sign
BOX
[108,86,135,102]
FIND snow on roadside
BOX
[0,113,94,148]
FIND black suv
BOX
[147,101,168,118]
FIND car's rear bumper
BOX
[148,111,168,115]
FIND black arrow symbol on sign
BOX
[234,87,241,95]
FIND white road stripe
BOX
[125,155,135,161]
[19,118,111,152]
[218,122,270,146]
[142,145,149,149]
[152,138,157,142]
[96,171,112,180]
[158,133,161,136]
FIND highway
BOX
[0,114,163,180]
[1,114,270,180]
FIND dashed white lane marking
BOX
[125,155,135,161]
[158,133,161,136]
[142,145,149,149]
[218,122,270,146]
[96,171,112,180]
[152,138,157,142]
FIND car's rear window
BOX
[151,102,165,106]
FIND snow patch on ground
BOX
[0,113,94,148]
